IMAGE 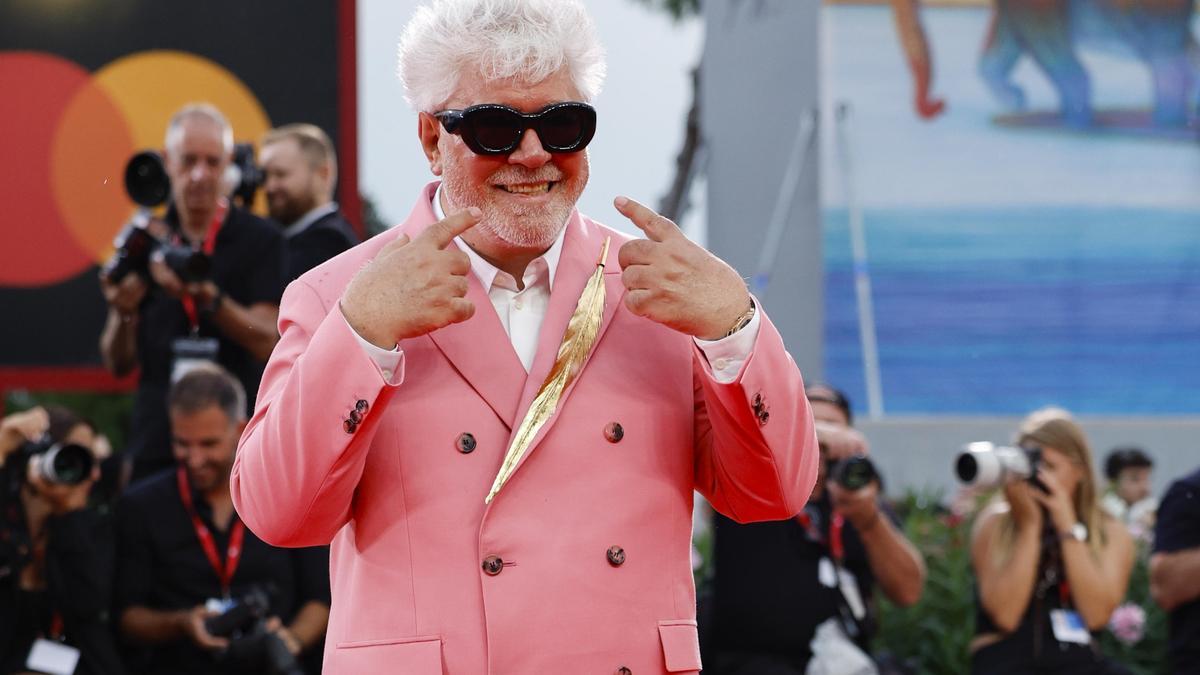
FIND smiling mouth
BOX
[496,181,556,195]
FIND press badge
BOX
[1050,609,1091,645]
[171,336,219,384]
[26,638,81,675]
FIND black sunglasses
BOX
[433,101,597,156]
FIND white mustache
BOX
[489,168,563,185]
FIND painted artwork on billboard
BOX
[822,1,1200,415]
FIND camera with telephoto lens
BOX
[829,454,879,491]
[955,442,1045,491]
[102,151,172,284]
[17,436,96,486]
[205,586,305,675]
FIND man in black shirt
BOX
[260,123,360,281]
[1151,465,1200,675]
[115,364,330,675]
[702,384,926,674]
[99,103,285,484]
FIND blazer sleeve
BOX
[692,307,819,523]
[231,278,399,547]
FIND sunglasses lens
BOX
[469,109,524,152]
[538,107,588,150]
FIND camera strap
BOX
[179,201,227,332]
[796,509,846,562]
[176,466,244,597]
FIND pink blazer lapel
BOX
[496,211,625,488]
[406,183,527,429]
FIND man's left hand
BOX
[828,480,882,533]
[615,196,751,341]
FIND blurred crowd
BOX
[1,101,1197,675]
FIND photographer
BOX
[260,123,359,281]
[1100,446,1156,532]
[1150,465,1200,675]
[99,103,285,484]
[703,384,926,674]
[968,407,1134,674]
[114,364,329,675]
[0,406,125,675]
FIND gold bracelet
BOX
[723,299,756,338]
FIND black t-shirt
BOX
[128,207,285,469]
[285,209,360,282]
[1153,467,1200,675]
[704,492,894,670]
[114,469,330,675]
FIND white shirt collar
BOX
[432,183,566,292]
[283,202,339,238]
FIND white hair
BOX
[164,103,234,154]
[397,0,606,112]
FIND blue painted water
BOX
[823,207,1200,414]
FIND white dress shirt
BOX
[344,185,759,386]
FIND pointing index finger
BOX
[417,207,483,249]
[614,195,677,243]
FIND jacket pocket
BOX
[333,634,443,674]
[658,620,702,673]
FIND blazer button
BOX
[758,410,770,426]
[616,667,632,675]
[604,422,624,443]
[343,419,357,434]
[482,555,504,576]
[606,545,626,567]
[456,432,477,454]
[752,393,764,408]
[356,399,370,413]
[349,409,362,424]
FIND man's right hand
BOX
[100,272,148,317]
[180,606,230,650]
[815,420,869,461]
[340,208,482,349]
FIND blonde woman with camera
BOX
[969,407,1135,674]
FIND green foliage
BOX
[874,491,1168,675]
[1095,538,1169,675]
[632,0,701,21]
[875,491,975,674]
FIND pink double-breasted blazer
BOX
[231,182,818,674]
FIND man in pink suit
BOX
[231,1,819,672]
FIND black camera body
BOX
[229,142,264,207]
[19,436,95,486]
[104,144,261,284]
[205,586,304,675]
[829,455,879,491]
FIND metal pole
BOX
[751,107,818,296]
[835,101,885,419]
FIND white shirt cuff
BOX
[342,312,406,385]
[693,309,761,384]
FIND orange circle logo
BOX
[0,49,271,288]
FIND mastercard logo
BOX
[0,50,271,288]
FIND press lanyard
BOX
[796,509,846,562]
[176,466,244,597]
[179,201,227,332]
